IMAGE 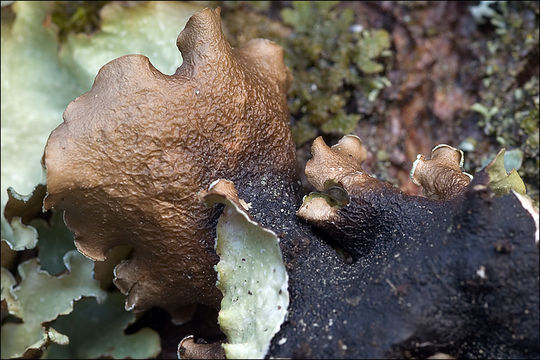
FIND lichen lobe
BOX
[43,7,295,320]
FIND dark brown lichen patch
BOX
[270,135,539,358]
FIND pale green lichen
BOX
[43,292,161,359]
[30,211,76,276]
[58,1,203,89]
[213,190,289,359]
[0,2,83,249]
[0,251,106,359]
[486,148,527,196]
[1,216,38,251]
[1,267,17,315]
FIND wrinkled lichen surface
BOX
[43,7,296,321]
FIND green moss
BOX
[280,2,391,145]
[50,1,109,43]
[469,1,539,202]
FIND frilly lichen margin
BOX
[1,250,106,358]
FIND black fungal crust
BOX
[234,170,538,358]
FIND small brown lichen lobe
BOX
[297,137,477,252]
[305,135,368,192]
[410,144,472,200]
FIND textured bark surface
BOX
[43,7,296,321]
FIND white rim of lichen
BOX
[213,190,289,359]
[330,134,363,148]
[410,154,423,185]
[177,335,194,359]
[512,191,539,244]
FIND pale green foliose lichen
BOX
[57,1,203,89]
[0,1,83,250]
[30,211,77,276]
[43,292,161,359]
[485,148,527,196]
[214,195,289,359]
[0,251,106,359]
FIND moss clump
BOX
[218,2,290,49]
[280,2,391,145]
[469,1,539,202]
[50,1,109,43]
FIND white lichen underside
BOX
[215,204,289,359]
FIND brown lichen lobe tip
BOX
[41,6,295,321]
[177,335,225,360]
[298,137,475,225]
[305,135,367,191]
[176,7,292,91]
[410,144,472,200]
[298,135,368,223]
[297,195,339,223]
[202,179,245,210]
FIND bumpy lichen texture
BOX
[203,180,289,359]
[1,1,205,253]
[43,7,295,321]
[169,135,537,358]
